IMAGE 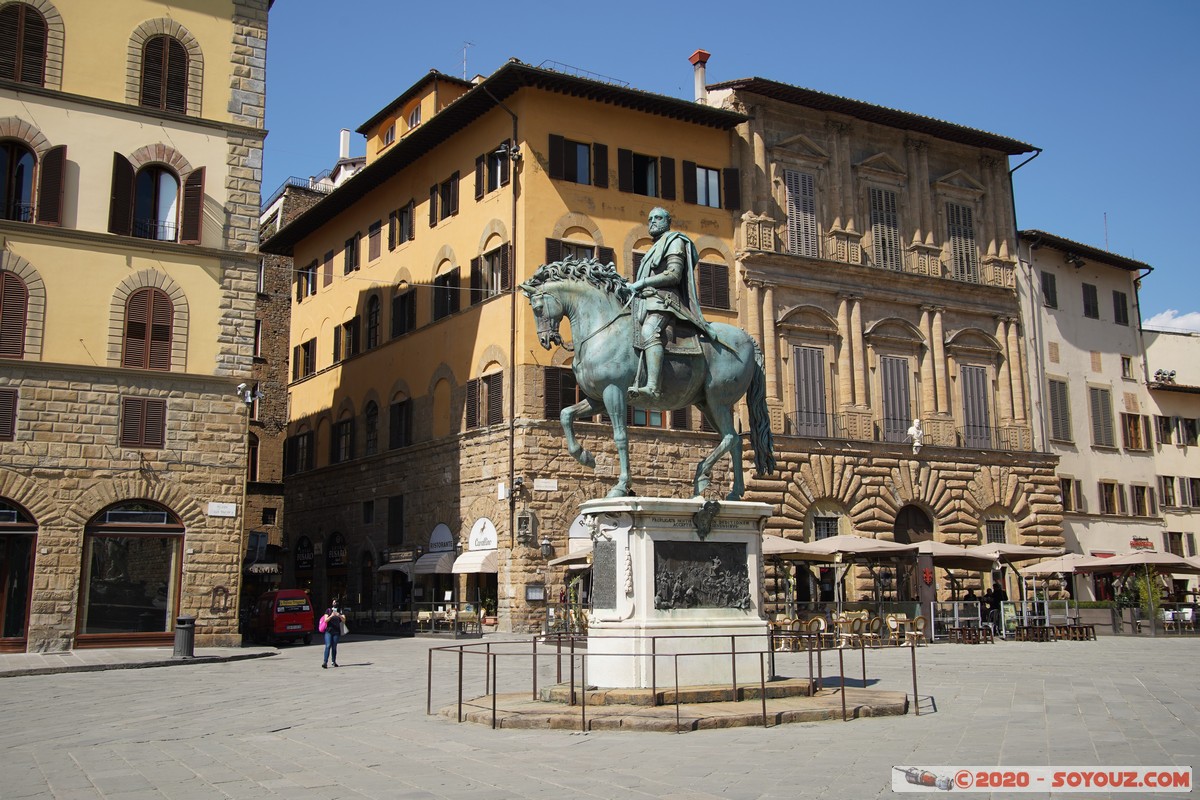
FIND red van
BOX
[248,589,316,645]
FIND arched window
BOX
[364,401,379,455]
[133,165,179,241]
[366,294,380,349]
[0,140,34,222]
[122,287,173,370]
[139,34,188,114]
[247,432,259,481]
[0,3,47,86]
[0,269,27,358]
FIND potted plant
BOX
[479,588,498,626]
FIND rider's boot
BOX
[628,342,664,402]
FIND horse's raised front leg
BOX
[693,402,745,500]
[561,397,601,469]
[602,383,632,497]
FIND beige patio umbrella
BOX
[761,534,837,562]
[1074,550,1200,634]
[917,540,999,572]
[966,543,1066,563]
[1018,552,1093,575]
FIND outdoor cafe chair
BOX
[806,616,829,648]
[1179,607,1196,632]
[862,616,884,648]
[904,615,928,647]
[1160,609,1176,633]
[885,614,902,646]
[837,616,864,649]
[772,618,793,651]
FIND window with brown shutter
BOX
[0,387,15,441]
[140,35,188,114]
[122,287,172,370]
[485,372,503,426]
[368,220,381,261]
[0,270,28,358]
[108,152,135,236]
[322,250,333,286]
[0,3,47,86]
[1,140,35,222]
[120,397,166,448]
[179,167,204,244]
[36,144,66,226]
[697,262,730,309]
[465,378,479,429]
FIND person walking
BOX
[321,600,346,669]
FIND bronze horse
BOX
[521,258,775,499]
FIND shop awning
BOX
[452,549,498,574]
[378,562,414,574]
[413,551,456,575]
[548,541,593,568]
[246,563,280,574]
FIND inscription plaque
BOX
[592,540,617,609]
[654,541,750,610]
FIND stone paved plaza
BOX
[2,635,1197,799]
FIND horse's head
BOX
[520,280,570,351]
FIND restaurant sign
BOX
[386,547,418,564]
[294,536,314,571]
[326,532,348,568]
[1129,537,1154,550]
[428,523,455,553]
[468,517,498,551]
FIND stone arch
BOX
[106,269,190,370]
[427,362,457,397]
[125,18,204,116]
[550,212,603,246]
[388,378,412,402]
[891,503,935,544]
[0,251,46,360]
[865,317,925,349]
[870,460,959,538]
[945,327,1003,359]
[778,304,838,334]
[390,265,414,287]
[0,1,64,90]
[476,218,509,254]
[693,234,734,267]
[0,466,60,527]
[782,453,865,524]
[333,396,356,420]
[0,116,51,157]
[65,477,205,530]
[476,343,509,375]
[127,143,194,177]
[432,245,457,275]
[962,465,1033,539]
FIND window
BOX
[1,140,35,222]
[322,250,333,287]
[296,260,316,301]
[253,319,262,358]
[548,134,605,186]
[697,262,730,309]
[1060,477,1082,513]
[335,316,360,361]
[132,166,179,241]
[466,373,503,429]
[1082,283,1099,319]
[391,288,415,338]
[1098,481,1121,516]
[122,287,173,370]
[546,238,613,266]
[476,141,512,198]
[331,415,354,463]
[1183,418,1199,446]
[1164,531,1185,558]
[247,531,267,560]
[1191,478,1200,508]
[793,346,827,437]
[343,233,360,274]
[870,187,902,271]
[1121,413,1150,450]
[985,520,1007,545]
[1,269,28,358]
[1041,271,1058,309]
[689,164,721,208]
[407,106,421,130]
[120,396,166,448]
[388,399,412,449]
[387,495,405,547]
[284,429,313,474]
[1047,379,1072,442]
[1155,415,1174,446]
[961,365,991,449]
[813,517,838,540]
[1113,290,1129,326]
[367,221,381,261]
[618,148,673,199]
[389,201,416,250]
[1131,485,1155,517]
[109,156,203,243]
[247,433,259,480]
[0,387,15,441]
[1159,476,1177,508]
[946,202,978,282]
[292,338,316,380]
[362,500,375,525]
[1088,386,1115,447]
[1121,355,1134,380]
[364,401,379,456]
[382,123,395,146]
[629,406,666,428]
[429,172,459,225]
[365,296,380,350]
[470,246,509,304]
[432,269,460,321]
[784,169,819,258]
[544,367,593,420]
[0,3,47,86]
[879,356,911,443]
[139,35,188,113]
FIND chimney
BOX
[339,128,351,161]
[689,49,711,105]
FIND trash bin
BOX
[173,615,196,658]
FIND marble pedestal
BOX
[582,497,773,689]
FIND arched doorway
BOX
[0,498,36,652]
[325,532,348,608]
[893,505,934,601]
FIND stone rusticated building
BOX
[705,75,1062,600]
[0,0,267,651]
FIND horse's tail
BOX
[747,340,776,477]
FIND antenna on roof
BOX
[462,41,475,80]
[1104,211,1109,251]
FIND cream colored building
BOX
[0,0,267,651]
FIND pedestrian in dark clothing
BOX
[321,600,346,669]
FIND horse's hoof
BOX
[725,492,744,502]
[581,451,596,469]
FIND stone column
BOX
[751,114,769,216]
[763,285,780,401]
[906,139,932,245]
[827,120,848,232]
[850,297,867,407]
[979,155,1001,259]
[837,296,853,405]
[919,306,936,416]
[932,308,948,414]
[995,317,1014,422]
[1008,318,1026,422]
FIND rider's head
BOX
[648,207,671,237]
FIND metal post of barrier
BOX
[532,636,538,701]
[580,650,587,733]
[491,652,498,730]
[651,636,657,705]
[838,646,847,722]
[674,654,681,733]
[730,635,738,695]
[426,648,433,715]
[769,627,776,679]
[457,648,464,723]
[861,640,867,685]
[569,637,576,706]
[485,642,491,695]
[759,653,768,728]
[807,635,815,693]
[910,641,920,716]
[817,633,824,687]
[556,634,563,683]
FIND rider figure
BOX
[627,207,714,402]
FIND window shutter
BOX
[140,36,165,108]
[37,144,66,226]
[593,143,608,188]
[486,372,503,425]
[723,167,741,210]
[292,345,300,381]
[428,185,437,226]
[544,368,562,418]
[332,324,342,362]
[1149,487,1158,517]
[698,262,714,307]
[179,167,205,244]
[164,37,188,113]
[1180,477,1191,508]
[659,157,676,201]
[1074,479,1085,513]
[617,148,633,193]
[500,243,511,292]
[469,256,482,305]
[597,246,615,268]
[108,152,135,235]
[1117,484,1127,515]
[122,289,150,368]
[631,252,644,278]
[147,289,173,370]
[0,387,14,441]
[785,169,817,256]
[406,200,416,241]
[323,251,333,287]
[545,238,562,264]
[548,135,565,180]
[475,154,486,200]
[794,346,827,436]
[368,221,381,261]
[0,271,28,358]
[120,397,144,446]
[500,140,510,186]
[671,407,690,430]
[0,5,19,82]
[449,172,460,215]
[711,263,730,309]
[388,211,397,250]
[144,399,166,447]
[465,379,479,429]
[682,161,698,204]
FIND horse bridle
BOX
[530,290,630,352]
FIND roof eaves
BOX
[1020,229,1152,273]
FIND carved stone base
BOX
[581,496,773,689]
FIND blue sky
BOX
[263,0,1200,328]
